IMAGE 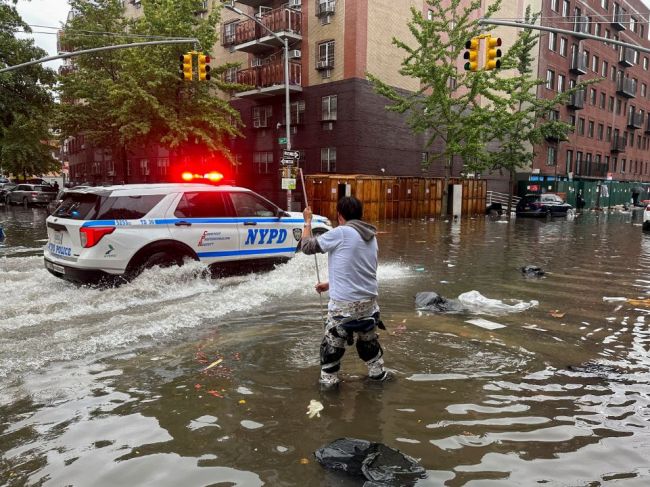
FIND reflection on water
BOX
[2,205,650,485]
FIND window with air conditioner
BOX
[251,57,264,67]
[140,159,149,176]
[321,95,337,121]
[316,40,335,70]
[252,105,272,128]
[289,0,301,9]
[317,0,335,16]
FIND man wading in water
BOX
[301,196,388,387]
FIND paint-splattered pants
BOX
[320,298,385,380]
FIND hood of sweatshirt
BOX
[345,220,377,242]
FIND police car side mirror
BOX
[275,207,289,218]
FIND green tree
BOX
[368,0,502,215]
[478,7,595,217]
[56,0,243,182]
[0,0,58,178]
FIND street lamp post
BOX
[224,1,293,211]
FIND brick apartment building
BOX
[216,0,445,205]
[530,0,650,188]
[62,0,650,202]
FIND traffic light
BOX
[463,37,479,71]
[198,53,211,81]
[485,35,502,70]
[180,52,193,81]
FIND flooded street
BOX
[2,204,650,486]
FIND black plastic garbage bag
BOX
[315,438,426,486]
[415,291,465,313]
[314,438,372,476]
[521,265,544,277]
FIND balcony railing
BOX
[611,135,627,152]
[617,77,637,98]
[590,164,609,178]
[627,111,644,129]
[236,60,302,89]
[567,90,585,110]
[232,7,301,47]
[619,46,636,67]
[612,10,626,31]
[570,52,587,74]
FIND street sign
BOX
[283,150,300,159]
[281,178,296,190]
[280,159,295,166]
[278,137,287,145]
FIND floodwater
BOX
[2,204,650,486]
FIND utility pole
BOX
[0,38,199,74]
[224,1,294,211]
[478,19,650,54]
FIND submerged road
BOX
[1,204,650,486]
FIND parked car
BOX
[643,204,650,231]
[0,182,16,203]
[5,184,57,206]
[47,186,90,215]
[516,193,574,218]
[44,183,332,284]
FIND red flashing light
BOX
[205,171,223,182]
[80,227,115,248]
[180,171,224,183]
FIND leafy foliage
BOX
[55,0,243,171]
[0,0,58,177]
[368,0,502,174]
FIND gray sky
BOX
[16,0,70,69]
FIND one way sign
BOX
[282,150,300,159]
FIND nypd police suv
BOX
[44,183,331,284]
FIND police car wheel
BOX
[141,251,182,270]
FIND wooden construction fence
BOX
[304,174,486,222]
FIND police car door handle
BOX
[243,221,257,226]
[174,221,192,227]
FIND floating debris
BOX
[465,318,506,330]
[549,310,566,318]
[202,358,223,372]
[306,399,324,419]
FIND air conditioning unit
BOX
[316,60,332,70]
[318,0,335,16]
[289,49,301,59]
[288,0,301,8]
